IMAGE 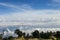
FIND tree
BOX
[8,36,14,40]
[25,33,29,38]
[15,29,22,37]
[3,37,8,40]
[54,31,60,38]
[23,32,26,38]
[40,31,53,39]
[32,30,40,38]
[0,34,2,39]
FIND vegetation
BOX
[1,29,60,40]
[32,30,40,38]
[15,29,23,37]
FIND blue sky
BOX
[0,0,60,14]
[0,0,60,27]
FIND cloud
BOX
[0,3,60,28]
[48,0,60,8]
[0,9,60,27]
[48,3,60,8]
[0,3,31,11]
[52,0,60,3]
[0,3,18,8]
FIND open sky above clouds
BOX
[0,0,60,27]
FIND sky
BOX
[0,0,60,27]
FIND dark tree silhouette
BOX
[40,31,45,38]
[32,30,40,38]
[3,37,8,40]
[23,32,26,37]
[15,29,22,37]
[8,36,14,40]
[54,31,60,38]
[40,31,53,39]
[0,34,2,39]
[26,34,30,38]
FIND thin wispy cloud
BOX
[48,0,60,8]
[52,0,60,3]
[0,2,28,11]
[0,3,18,9]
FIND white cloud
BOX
[0,3,60,28]
[0,9,60,27]
[0,3,18,9]
[0,3,30,11]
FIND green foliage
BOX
[40,31,53,39]
[57,38,60,40]
[8,36,14,40]
[0,34,2,39]
[54,31,60,38]
[23,32,26,37]
[3,37,8,40]
[32,30,40,38]
[4,28,60,40]
[15,29,22,37]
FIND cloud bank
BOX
[0,2,60,28]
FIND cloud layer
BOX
[0,9,60,27]
[0,2,60,28]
